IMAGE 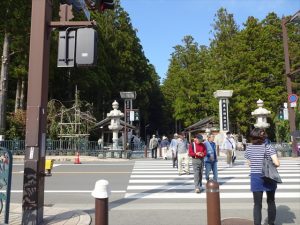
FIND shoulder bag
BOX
[261,146,282,183]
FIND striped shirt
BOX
[244,144,277,174]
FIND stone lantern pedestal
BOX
[251,99,271,128]
[107,101,124,150]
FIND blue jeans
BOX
[205,161,218,181]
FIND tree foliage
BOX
[1,4,299,141]
[1,0,163,140]
[162,8,300,140]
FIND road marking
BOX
[124,192,300,199]
[130,174,300,178]
[0,190,126,193]
[133,166,299,170]
[14,171,131,174]
[52,163,134,166]
[129,178,300,183]
[127,184,300,190]
[13,163,134,166]
[126,160,300,199]
[132,169,300,173]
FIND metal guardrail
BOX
[0,140,25,155]
[0,140,296,158]
[270,142,293,157]
[0,147,12,224]
[0,140,146,158]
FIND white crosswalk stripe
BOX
[125,159,300,199]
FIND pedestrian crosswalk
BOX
[125,159,300,199]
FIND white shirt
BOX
[222,136,236,150]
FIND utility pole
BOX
[282,17,298,157]
[22,0,52,224]
[22,0,113,222]
[0,33,10,134]
[22,1,96,224]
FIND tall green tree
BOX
[162,8,299,140]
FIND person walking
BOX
[176,134,190,175]
[160,136,169,160]
[245,128,280,225]
[188,134,207,193]
[149,134,158,159]
[242,135,247,151]
[97,138,103,149]
[170,133,178,168]
[221,131,236,167]
[204,134,218,181]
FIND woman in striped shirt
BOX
[245,128,280,225]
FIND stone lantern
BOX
[107,100,124,149]
[251,99,271,128]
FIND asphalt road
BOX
[9,153,300,225]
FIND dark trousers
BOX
[172,151,177,168]
[151,148,157,158]
[253,191,276,225]
[192,158,204,189]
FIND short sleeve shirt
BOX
[245,144,277,174]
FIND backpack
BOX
[152,139,158,148]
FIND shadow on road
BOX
[263,205,296,225]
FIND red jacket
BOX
[189,142,207,158]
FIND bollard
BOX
[92,180,111,225]
[144,146,147,158]
[206,179,221,225]
[45,159,54,176]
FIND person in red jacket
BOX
[189,134,207,193]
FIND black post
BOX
[22,0,52,224]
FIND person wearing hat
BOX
[176,134,190,175]
[188,134,207,193]
[149,134,159,159]
[221,131,236,167]
[160,136,169,160]
[170,133,179,168]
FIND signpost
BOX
[283,103,289,120]
[23,1,114,223]
[0,147,12,224]
[22,1,97,224]
[288,94,298,108]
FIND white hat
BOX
[163,136,167,140]
[174,133,178,137]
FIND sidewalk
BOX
[0,204,91,225]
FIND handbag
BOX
[231,149,236,163]
[261,146,282,183]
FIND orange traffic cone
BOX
[74,151,81,164]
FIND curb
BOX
[12,155,131,162]
[0,204,92,225]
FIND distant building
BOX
[184,116,219,142]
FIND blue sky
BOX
[120,0,300,82]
